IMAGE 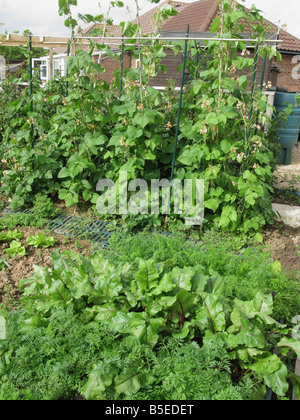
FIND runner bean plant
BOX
[0,0,294,239]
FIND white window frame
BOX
[32,57,49,81]
[32,54,67,82]
[53,56,67,78]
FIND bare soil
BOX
[0,227,92,308]
[263,222,300,273]
[273,143,300,193]
[267,142,300,273]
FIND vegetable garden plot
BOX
[1,0,300,402]
[0,206,115,247]
[48,215,114,247]
[1,229,298,400]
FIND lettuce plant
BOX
[4,240,27,257]
[26,233,56,248]
[0,230,24,242]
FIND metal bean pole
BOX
[66,41,70,96]
[29,33,33,113]
[28,32,36,193]
[241,43,259,222]
[165,25,190,229]
[29,33,35,151]
[246,43,259,156]
[253,51,267,136]
[120,35,124,102]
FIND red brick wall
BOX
[274,54,300,92]
[150,50,184,88]
[93,53,132,83]
[234,51,273,87]
[95,49,300,94]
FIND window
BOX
[32,58,48,81]
[53,59,62,77]
[41,60,47,79]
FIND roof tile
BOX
[162,0,219,32]
[133,1,190,34]
[81,0,300,53]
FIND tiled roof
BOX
[80,23,123,47]
[161,0,300,53]
[258,16,300,53]
[79,0,300,53]
[71,1,189,52]
[132,1,190,34]
[162,0,219,32]
[277,30,300,53]
[243,13,300,53]
[54,24,124,54]
[80,23,120,36]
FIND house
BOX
[45,0,299,92]
[32,54,68,82]
[93,0,300,93]
[272,30,300,92]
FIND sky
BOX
[0,0,299,40]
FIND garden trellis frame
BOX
[0,32,280,91]
[1,31,279,224]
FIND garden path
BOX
[265,141,300,274]
[274,142,300,191]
